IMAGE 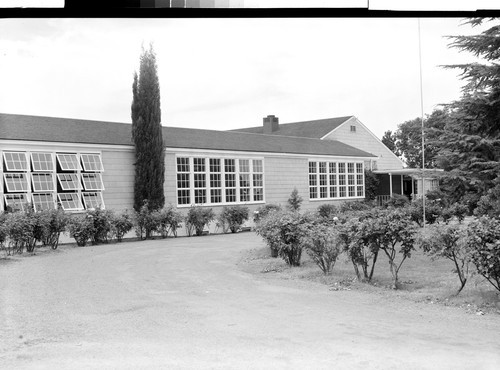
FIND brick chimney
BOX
[263,115,279,134]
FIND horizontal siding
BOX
[324,119,404,171]
[102,149,134,211]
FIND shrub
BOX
[287,188,303,211]
[5,211,37,253]
[67,215,94,247]
[253,203,282,223]
[441,202,468,224]
[302,223,342,275]
[364,169,379,201]
[185,206,214,236]
[466,216,500,292]
[87,208,114,245]
[41,209,68,249]
[110,211,134,242]
[404,199,442,227]
[156,205,184,238]
[417,223,472,295]
[0,213,7,253]
[383,193,410,208]
[134,201,160,240]
[317,204,338,219]
[255,210,312,266]
[474,182,500,218]
[217,206,249,233]
[338,200,374,213]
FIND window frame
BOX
[57,192,84,211]
[2,151,28,171]
[309,160,365,201]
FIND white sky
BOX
[0,17,489,138]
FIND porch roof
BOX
[373,168,445,177]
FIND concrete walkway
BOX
[1,233,499,369]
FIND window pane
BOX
[239,159,249,173]
[253,174,263,187]
[82,192,105,209]
[310,187,318,199]
[177,157,190,172]
[348,163,355,173]
[56,153,80,171]
[57,173,80,191]
[348,186,356,197]
[177,189,190,205]
[226,188,236,203]
[253,188,263,202]
[357,174,364,185]
[194,173,206,188]
[309,162,317,174]
[177,173,190,189]
[357,186,364,197]
[210,174,221,188]
[32,173,54,192]
[193,158,205,172]
[329,162,337,174]
[3,152,28,171]
[348,174,355,185]
[253,160,263,173]
[4,173,29,192]
[210,189,222,203]
[225,173,236,188]
[4,193,29,212]
[31,152,54,172]
[57,193,83,211]
[329,186,337,198]
[319,162,327,173]
[81,173,104,191]
[356,163,363,173]
[320,187,327,198]
[32,193,55,212]
[225,159,235,173]
[81,154,103,172]
[209,158,221,173]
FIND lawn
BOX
[241,240,500,315]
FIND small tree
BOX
[302,223,342,275]
[217,205,249,233]
[110,211,134,242]
[467,216,500,292]
[418,223,472,295]
[185,206,214,236]
[287,188,303,211]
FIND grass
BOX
[242,243,500,315]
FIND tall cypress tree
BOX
[131,44,165,211]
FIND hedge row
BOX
[254,204,500,294]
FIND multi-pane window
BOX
[4,193,29,212]
[252,159,264,202]
[3,152,28,171]
[177,157,190,205]
[57,193,83,211]
[81,173,104,191]
[176,156,265,206]
[32,193,54,212]
[194,158,207,204]
[1,151,104,212]
[32,173,54,192]
[82,192,104,209]
[31,152,53,172]
[309,160,364,200]
[209,158,222,203]
[57,173,81,191]
[56,153,80,171]
[81,154,104,172]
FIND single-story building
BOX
[1,113,378,215]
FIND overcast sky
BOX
[0,17,488,138]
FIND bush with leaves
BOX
[255,210,311,266]
[474,181,500,219]
[253,203,282,223]
[217,205,249,233]
[67,215,94,247]
[338,200,374,213]
[336,211,381,282]
[441,202,468,224]
[287,188,303,211]
[0,213,7,253]
[41,209,68,249]
[466,216,500,292]
[404,199,442,227]
[110,211,134,242]
[155,205,183,238]
[378,209,419,289]
[417,223,472,295]
[6,211,37,253]
[185,206,214,236]
[134,201,160,240]
[383,193,410,208]
[364,169,379,201]
[87,208,114,245]
[317,204,338,219]
[302,222,342,275]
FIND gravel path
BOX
[1,233,499,369]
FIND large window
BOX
[1,150,105,212]
[309,160,364,200]
[176,156,265,206]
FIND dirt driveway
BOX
[1,233,499,369]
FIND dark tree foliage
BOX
[131,44,165,212]
[436,18,500,199]
[381,130,398,155]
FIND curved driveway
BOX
[1,233,499,369]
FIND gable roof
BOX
[231,116,353,138]
[0,113,375,158]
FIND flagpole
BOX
[418,18,426,227]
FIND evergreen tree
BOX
[436,18,500,198]
[131,44,165,211]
